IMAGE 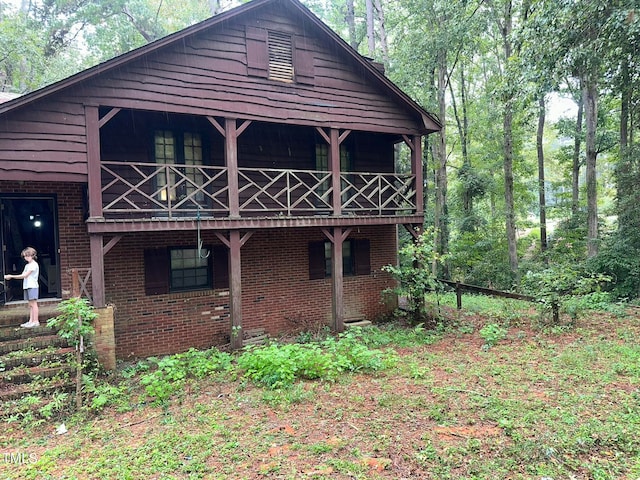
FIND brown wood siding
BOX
[0,2,426,181]
[67,8,424,132]
[0,102,88,181]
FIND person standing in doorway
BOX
[4,247,40,328]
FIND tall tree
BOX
[537,94,547,253]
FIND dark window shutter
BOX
[213,245,229,289]
[308,241,326,280]
[294,36,315,85]
[144,248,169,295]
[353,239,371,276]
[246,26,269,77]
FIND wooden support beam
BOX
[214,231,253,248]
[403,223,423,240]
[207,116,226,137]
[329,129,341,216]
[85,105,103,220]
[214,230,253,350]
[103,235,122,255]
[229,230,244,350]
[322,227,351,333]
[315,127,330,144]
[338,129,351,144]
[98,107,121,128]
[89,234,105,307]
[225,119,240,218]
[237,119,252,136]
[410,135,423,215]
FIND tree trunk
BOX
[346,0,357,50]
[537,95,547,253]
[583,74,599,258]
[208,0,222,15]
[433,51,449,277]
[572,85,583,215]
[366,0,375,55]
[501,1,518,277]
[373,0,389,64]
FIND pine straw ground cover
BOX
[2,299,640,479]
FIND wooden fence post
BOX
[71,269,80,298]
[552,302,559,324]
[456,282,462,310]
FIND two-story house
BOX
[0,0,440,362]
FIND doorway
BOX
[0,196,60,304]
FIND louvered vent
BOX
[268,32,294,82]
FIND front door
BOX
[0,196,60,304]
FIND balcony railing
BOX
[100,161,416,219]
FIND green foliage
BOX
[448,224,514,290]
[237,329,397,389]
[382,228,445,322]
[38,392,70,420]
[138,348,232,404]
[479,323,508,349]
[47,297,97,347]
[521,266,614,321]
[588,234,640,300]
[83,374,130,412]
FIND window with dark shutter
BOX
[353,239,371,276]
[145,248,169,295]
[308,241,326,280]
[145,246,229,295]
[212,245,229,289]
[309,239,371,279]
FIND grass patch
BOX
[4,303,640,479]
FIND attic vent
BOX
[268,32,294,82]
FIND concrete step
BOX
[1,364,75,385]
[0,300,62,328]
[0,324,59,342]
[0,346,75,370]
[0,334,69,355]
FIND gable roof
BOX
[0,0,440,133]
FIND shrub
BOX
[47,297,96,347]
[521,266,614,322]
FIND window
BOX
[144,246,229,295]
[308,239,370,280]
[170,247,211,291]
[315,143,353,202]
[154,130,204,203]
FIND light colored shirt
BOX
[23,261,39,290]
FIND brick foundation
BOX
[1,182,399,361]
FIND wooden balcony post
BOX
[216,230,252,350]
[329,128,341,216]
[229,230,243,348]
[323,227,351,333]
[225,118,240,218]
[85,104,103,220]
[411,135,424,215]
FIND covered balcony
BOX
[99,162,417,219]
[86,108,425,232]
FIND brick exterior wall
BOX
[107,225,398,359]
[1,181,399,361]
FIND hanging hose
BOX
[197,206,210,259]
